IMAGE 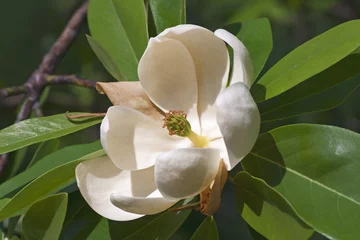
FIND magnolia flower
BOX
[76,25,260,221]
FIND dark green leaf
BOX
[60,191,101,240]
[88,0,148,81]
[252,19,360,101]
[242,124,360,239]
[190,216,219,240]
[86,35,123,81]
[258,54,360,122]
[225,18,273,82]
[235,172,313,240]
[86,199,194,240]
[22,193,68,240]
[28,138,60,167]
[150,0,186,34]
[0,149,105,221]
[0,113,101,154]
[0,141,101,198]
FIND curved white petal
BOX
[111,190,176,215]
[155,148,221,200]
[76,156,175,220]
[157,24,230,136]
[76,156,141,221]
[215,29,253,87]
[138,37,200,132]
[101,106,190,171]
[215,82,260,170]
[208,137,231,170]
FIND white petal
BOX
[138,37,200,132]
[208,138,231,170]
[76,156,141,221]
[111,190,176,215]
[76,156,175,220]
[155,148,221,200]
[101,106,190,171]
[215,82,260,170]
[158,25,230,136]
[215,29,254,87]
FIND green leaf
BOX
[86,35,123,81]
[28,138,60,167]
[60,191,101,240]
[149,0,186,34]
[0,113,101,154]
[234,172,313,240]
[0,149,105,221]
[252,19,360,102]
[88,0,148,81]
[242,124,360,239]
[22,193,68,240]
[258,54,360,122]
[86,199,194,240]
[0,141,101,198]
[190,216,219,240]
[225,18,273,82]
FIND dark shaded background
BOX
[0,0,359,239]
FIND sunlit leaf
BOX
[0,141,101,198]
[242,124,360,239]
[235,172,314,240]
[150,0,186,34]
[0,113,101,154]
[88,0,148,81]
[0,149,105,221]
[252,19,360,101]
[258,54,360,122]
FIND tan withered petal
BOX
[96,82,164,122]
[200,160,228,216]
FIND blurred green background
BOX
[0,0,359,239]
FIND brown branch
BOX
[0,0,93,175]
[0,86,26,100]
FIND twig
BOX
[0,0,92,175]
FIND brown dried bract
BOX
[200,160,228,216]
[96,82,164,122]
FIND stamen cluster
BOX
[162,110,191,136]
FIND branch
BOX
[0,0,94,175]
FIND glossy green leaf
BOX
[150,0,186,34]
[0,113,101,154]
[86,35,123,81]
[28,138,60,167]
[235,172,313,240]
[0,141,101,198]
[86,199,194,240]
[190,216,219,240]
[60,191,101,240]
[22,193,68,240]
[242,124,360,239]
[88,0,148,81]
[252,19,360,102]
[0,149,105,221]
[225,18,273,82]
[259,54,360,122]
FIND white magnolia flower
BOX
[76,25,260,221]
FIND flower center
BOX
[163,110,208,148]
